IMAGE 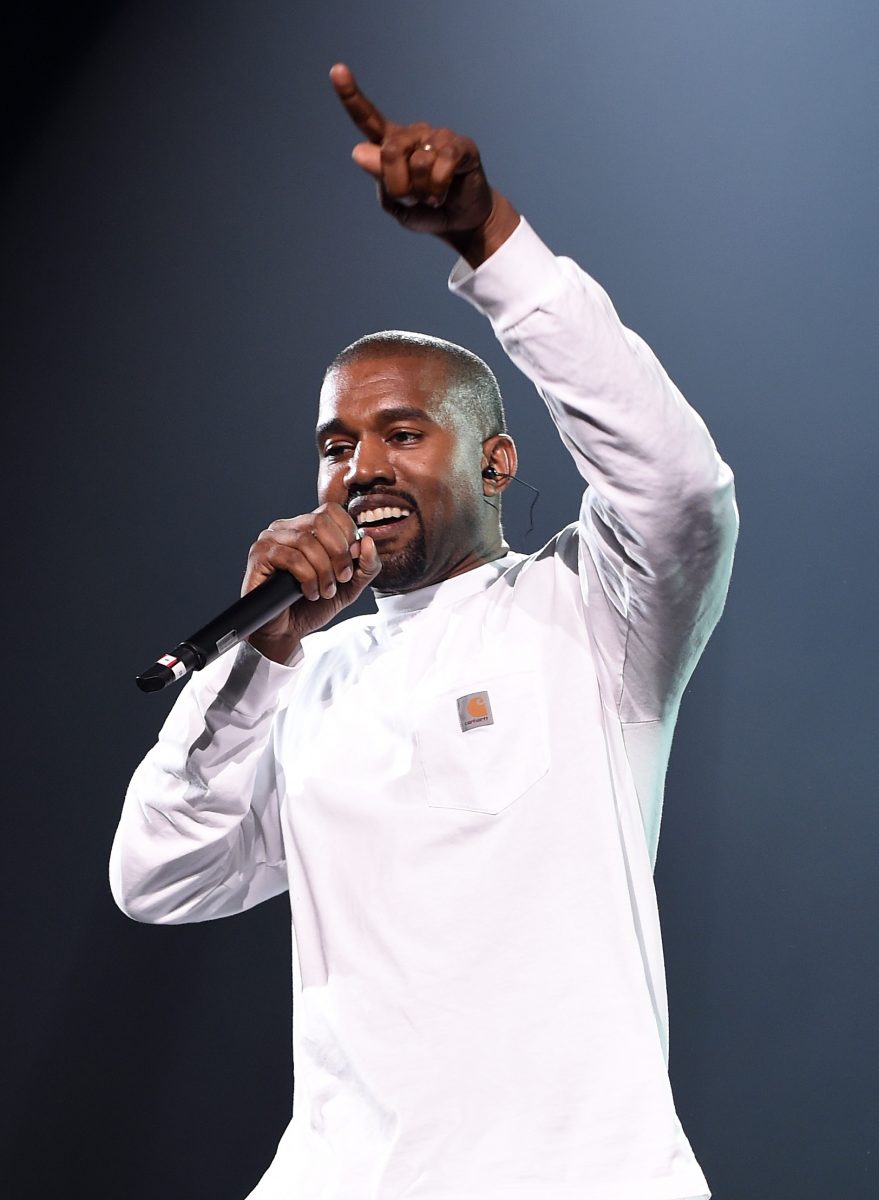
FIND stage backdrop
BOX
[3,2,876,1197]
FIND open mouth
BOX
[354,505,413,531]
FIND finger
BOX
[329,63,387,144]
[268,504,356,549]
[420,133,479,205]
[283,545,328,603]
[254,524,339,601]
[329,532,381,609]
[380,129,425,200]
[451,134,481,171]
[270,535,340,601]
[355,534,382,581]
[246,537,322,602]
[319,500,359,539]
[313,506,358,582]
[288,516,353,595]
[407,147,436,200]
[249,532,328,601]
[429,143,464,203]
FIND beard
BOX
[372,524,429,593]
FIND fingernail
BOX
[325,583,337,598]
[425,197,441,208]
[339,566,353,583]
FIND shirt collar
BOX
[372,552,521,619]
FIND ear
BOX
[480,434,517,494]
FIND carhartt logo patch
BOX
[457,690,494,732]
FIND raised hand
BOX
[330,63,519,266]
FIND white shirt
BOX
[111,220,738,1200]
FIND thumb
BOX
[343,534,382,599]
[354,534,382,581]
[352,142,382,177]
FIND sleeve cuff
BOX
[448,218,565,331]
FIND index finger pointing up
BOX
[329,63,388,144]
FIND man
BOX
[111,64,738,1200]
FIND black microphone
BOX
[135,571,304,693]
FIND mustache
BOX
[346,488,420,513]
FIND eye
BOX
[322,442,353,460]
[389,430,422,445]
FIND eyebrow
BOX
[315,405,439,445]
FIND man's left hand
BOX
[330,63,519,267]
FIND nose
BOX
[343,434,395,491]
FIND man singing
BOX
[111,64,738,1200]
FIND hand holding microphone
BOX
[135,503,381,691]
[243,503,381,664]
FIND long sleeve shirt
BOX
[111,219,738,1200]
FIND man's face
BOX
[316,352,491,593]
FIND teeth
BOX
[356,506,411,526]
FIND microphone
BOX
[135,571,303,693]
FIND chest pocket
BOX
[414,670,550,815]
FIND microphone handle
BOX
[136,571,303,693]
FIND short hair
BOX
[324,330,506,442]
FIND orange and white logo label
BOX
[457,690,494,732]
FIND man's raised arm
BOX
[331,63,738,734]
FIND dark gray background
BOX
[2,2,876,1197]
